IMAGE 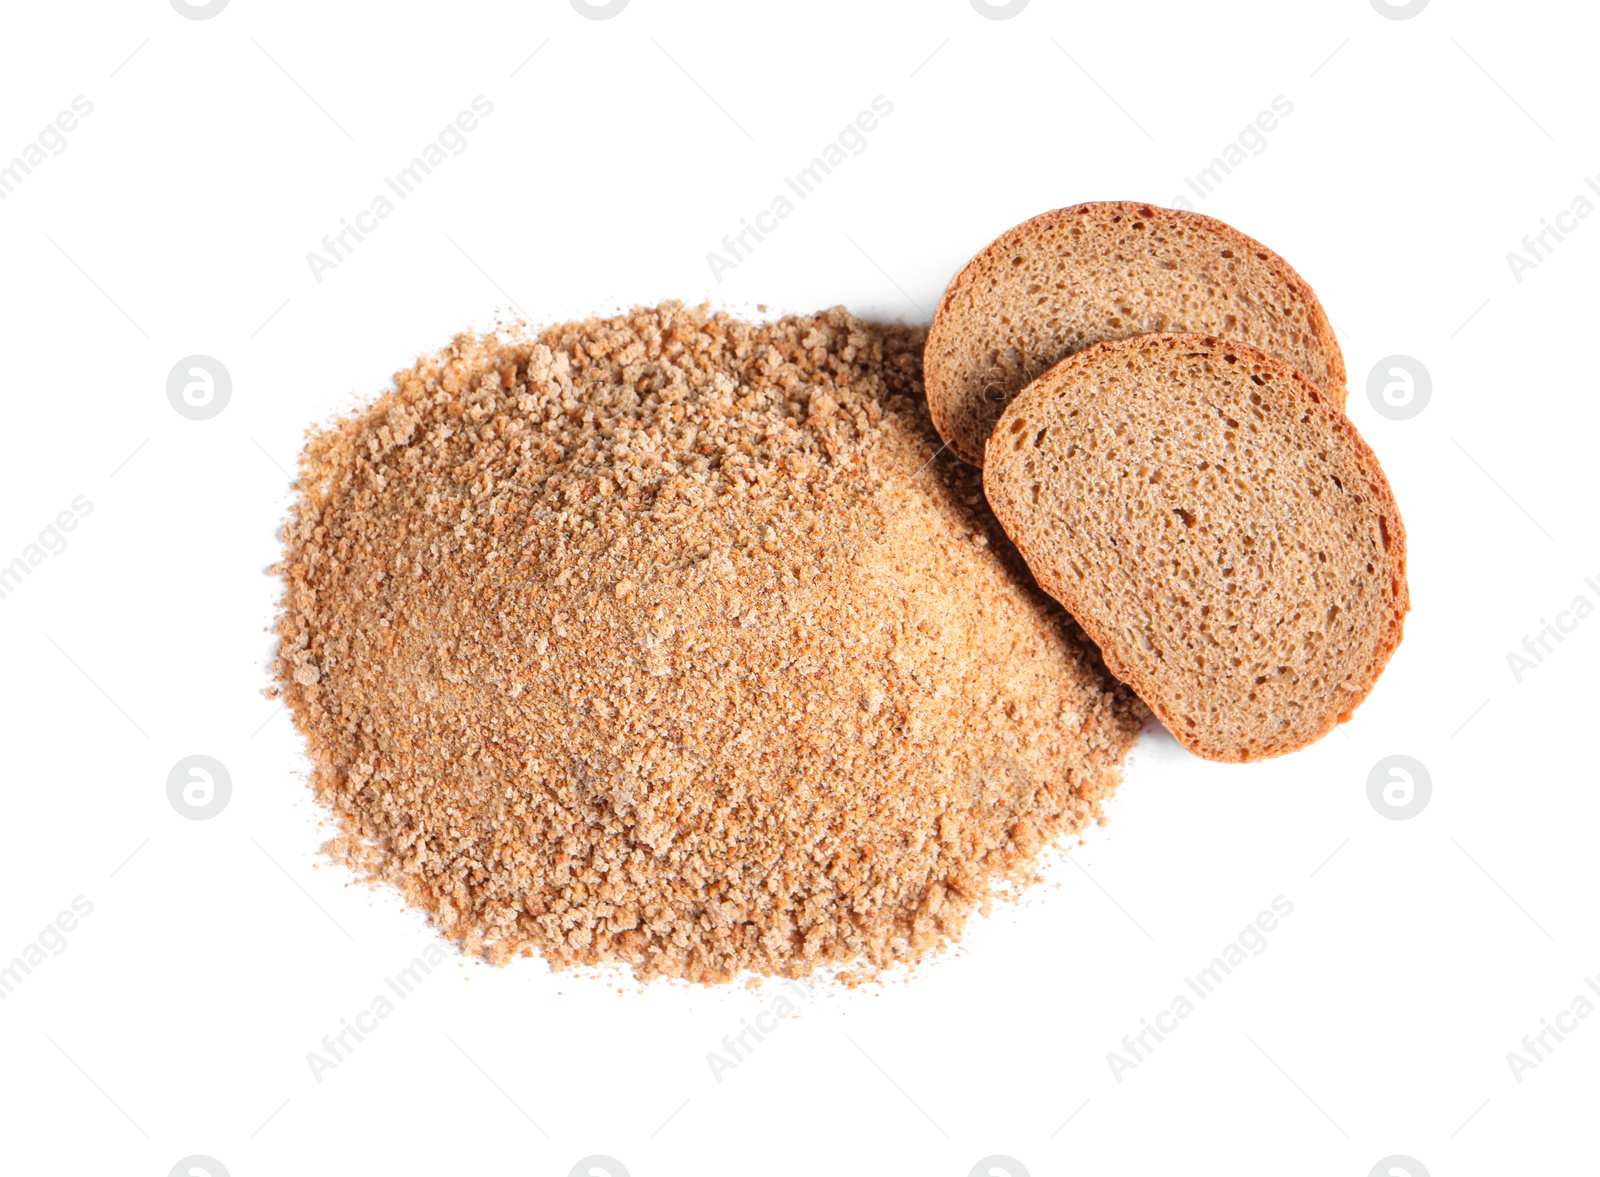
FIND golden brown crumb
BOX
[272,302,1144,984]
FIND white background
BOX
[1,1,1595,1174]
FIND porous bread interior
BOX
[927,202,1345,466]
[984,334,1404,762]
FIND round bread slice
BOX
[926,202,1346,466]
[983,333,1406,762]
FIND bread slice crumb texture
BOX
[272,303,1145,984]
[983,333,1406,762]
[926,202,1347,466]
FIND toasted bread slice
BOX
[926,202,1346,466]
[983,334,1406,762]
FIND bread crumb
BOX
[272,302,1143,984]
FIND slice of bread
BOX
[983,334,1406,762]
[926,202,1347,466]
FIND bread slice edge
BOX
[927,201,1349,468]
[983,332,1406,763]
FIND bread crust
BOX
[927,202,1348,467]
[983,333,1406,763]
